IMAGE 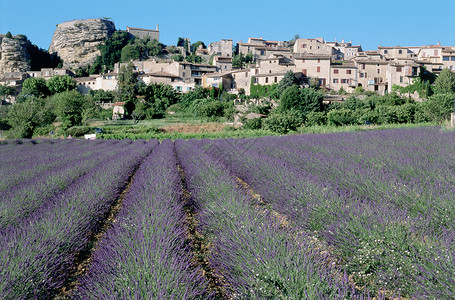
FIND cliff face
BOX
[49,19,115,68]
[0,35,31,77]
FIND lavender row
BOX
[0,139,136,231]
[0,139,158,299]
[175,139,363,299]
[199,130,455,298]
[0,139,112,191]
[234,128,455,229]
[74,139,209,299]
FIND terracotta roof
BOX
[331,63,357,69]
[113,102,125,106]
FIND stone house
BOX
[378,46,417,60]
[441,47,455,71]
[28,68,74,79]
[330,63,358,92]
[213,56,233,72]
[354,56,390,94]
[293,38,337,58]
[293,54,331,87]
[116,60,218,86]
[208,39,233,57]
[75,73,118,94]
[126,25,159,41]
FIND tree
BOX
[415,93,455,124]
[92,31,131,73]
[7,96,54,138]
[279,85,323,115]
[121,44,141,62]
[232,52,254,69]
[147,39,165,56]
[191,41,206,54]
[46,75,76,95]
[276,70,299,96]
[50,90,85,130]
[185,54,202,64]
[135,83,179,119]
[433,68,455,94]
[0,84,16,100]
[116,62,139,117]
[21,77,50,98]
[5,31,12,38]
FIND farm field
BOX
[0,127,454,299]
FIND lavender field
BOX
[1,127,454,299]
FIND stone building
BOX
[208,39,233,57]
[126,25,159,41]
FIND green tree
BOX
[92,31,131,73]
[21,77,50,98]
[5,31,12,38]
[433,68,455,94]
[0,84,16,100]
[147,39,165,56]
[116,62,139,117]
[279,86,323,115]
[415,93,455,124]
[7,96,54,138]
[185,54,202,64]
[191,41,206,54]
[46,75,77,95]
[135,83,179,119]
[121,44,141,62]
[50,90,85,130]
[232,52,254,69]
[276,70,299,96]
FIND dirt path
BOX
[55,166,141,299]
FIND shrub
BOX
[243,117,262,130]
[263,110,304,134]
[66,126,92,137]
[305,111,327,126]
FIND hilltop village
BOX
[1,18,454,102]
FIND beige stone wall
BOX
[294,57,331,86]
[330,66,357,92]
[293,38,334,55]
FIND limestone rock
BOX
[49,19,115,68]
[0,35,31,77]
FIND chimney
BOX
[156,24,159,31]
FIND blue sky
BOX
[1,0,454,51]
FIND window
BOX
[265,77,268,83]
[334,69,339,74]
[333,78,338,83]
[398,50,403,54]
[302,44,307,48]
[377,69,380,74]
[396,67,402,72]
[360,73,364,78]
[346,70,352,74]
[183,72,186,77]
[384,50,388,54]
[451,57,455,61]
[317,66,320,73]
[253,78,258,84]
[361,64,365,70]
[400,76,403,83]
[341,79,347,83]
[274,77,277,83]
[317,59,320,63]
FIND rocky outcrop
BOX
[0,35,31,77]
[49,19,115,68]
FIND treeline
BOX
[238,70,455,134]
